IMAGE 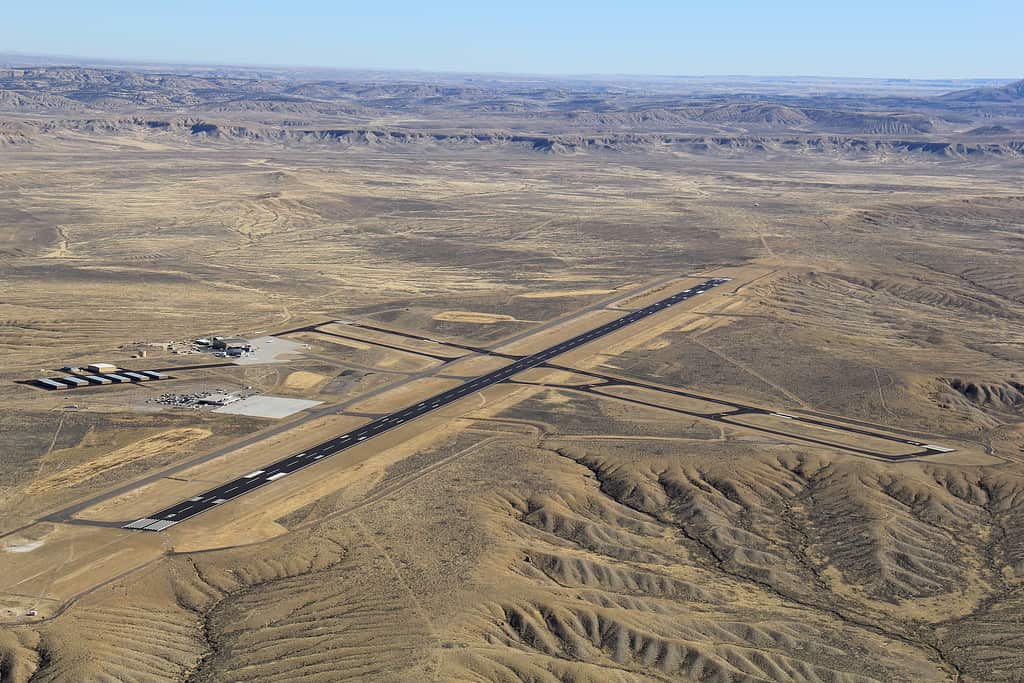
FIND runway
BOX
[124,277,732,531]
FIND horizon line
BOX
[0,50,1017,84]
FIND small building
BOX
[61,376,89,387]
[104,374,131,383]
[87,362,118,373]
[35,378,67,390]
[226,347,246,357]
[141,370,167,380]
[122,372,150,382]
[194,338,211,346]
[62,365,81,373]
[211,337,250,351]
[84,375,112,385]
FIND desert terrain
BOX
[0,62,1023,682]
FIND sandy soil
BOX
[515,288,617,299]
[432,311,523,324]
[0,524,165,621]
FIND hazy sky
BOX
[3,1,1020,78]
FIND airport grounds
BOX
[1,77,1023,682]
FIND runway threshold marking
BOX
[124,277,732,531]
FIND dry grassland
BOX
[25,428,212,494]
[1,116,1023,683]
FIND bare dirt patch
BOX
[281,370,326,391]
[515,288,616,299]
[432,310,524,324]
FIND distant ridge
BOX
[965,124,1014,136]
[940,78,1024,102]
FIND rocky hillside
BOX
[941,78,1024,102]
[1,115,1022,161]
[0,66,1021,144]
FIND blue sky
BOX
[2,1,1020,78]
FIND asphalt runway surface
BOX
[124,277,732,531]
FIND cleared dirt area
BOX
[280,370,326,391]
[515,288,618,299]
[432,310,524,324]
